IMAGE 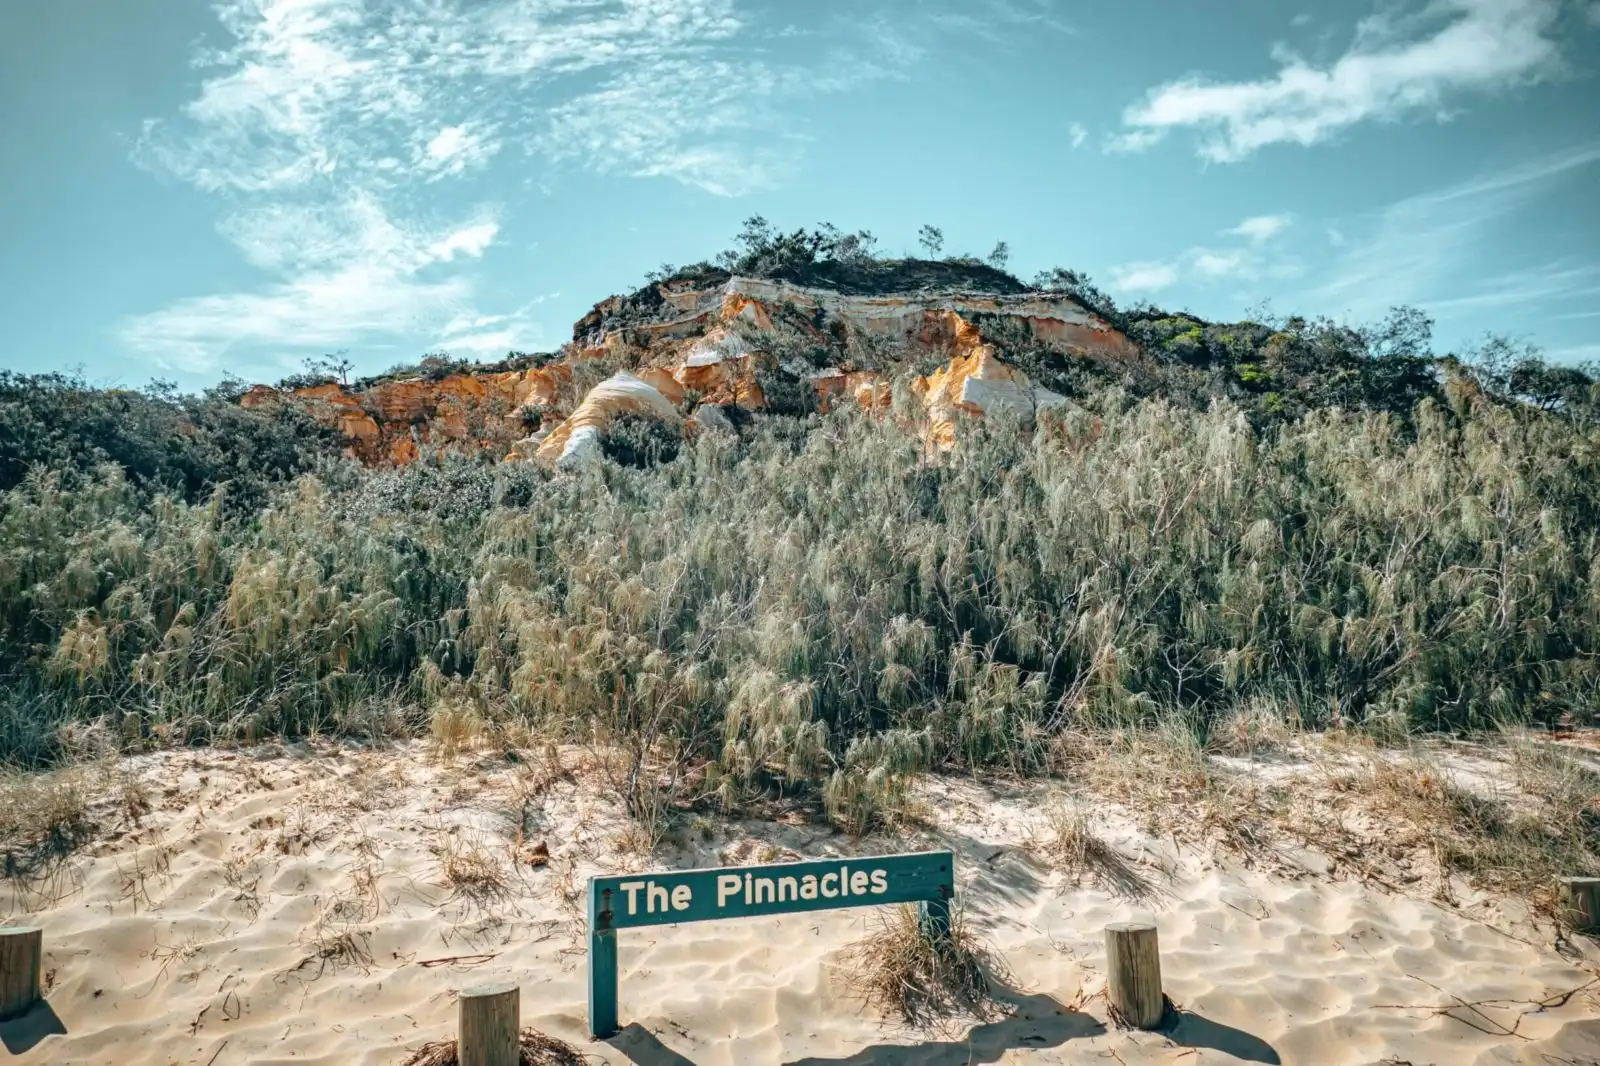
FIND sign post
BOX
[587,850,955,1038]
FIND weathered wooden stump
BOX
[0,926,43,1020]
[1105,921,1164,1029]
[458,982,520,1066]
[1560,877,1600,934]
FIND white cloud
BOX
[427,128,472,162]
[420,124,501,179]
[1326,226,1348,247]
[119,271,471,375]
[124,0,919,371]
[428,220,500,263]
[1228,213,1293,242]
[215,194,495,276]
[1111,262,1180,293]
[1193,251,1247,277]
[1068,122,1088,149]
[1117,0,1565,161]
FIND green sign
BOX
[587,850,955,1037]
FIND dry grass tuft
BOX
[434,829,512,911]
[1034,799,1160,904]
[293,897,375,982]
[274,802,329,855]
[1210,699,1297,756]
[340,755,408,814]
[400,1027,585,1066]
[293,925,374,981]
[839,902,1006,1027]
[1070,715,1600,926]
[1335,742,1600,916]
[1057,722,1282,862]
[222,853,264,920]
[322,858,387,924]
[115,831,177,912]
[429,680,488,763]
[0,762,94,874]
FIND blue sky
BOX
[3,0,1598,391]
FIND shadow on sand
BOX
[607,990,1105,1066]
[604,996,1284,1066]
[1164,1009,1280,1064]
[0,999,67,1055]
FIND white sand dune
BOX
[3,740,1597,1065]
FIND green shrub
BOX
[598,414,683,467]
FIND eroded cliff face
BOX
[239,364,574,465]
[243,269,1140,467]
[525,272,1139,465]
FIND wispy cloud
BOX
[120,194,506,372]
[123,0,919,372]
[1550,342,1600,363]
[436,294,561,355]
[1104,129,1164,155]
[1313,142,1600,317]
[1068,122,1088,149]
[924,0,1076,43]
[540,58,790,197]
[1228,213,1293,242]
[1115,0,1566,162]
[134,0,758,194]
[1110,211,1299,294]
[1420,258,1600,314]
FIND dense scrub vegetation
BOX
[0,372,341,513]
[4,219,1598,838]
[3,359,1598,834]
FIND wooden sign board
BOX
[587,850,955,1037]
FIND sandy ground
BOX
[2,739,1598,1066]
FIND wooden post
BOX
[458,982,519,1066]
[0,927,43,1020]
[919,893,952,942]
[1560,877,1600,934]
[1105,921,1164,1029]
